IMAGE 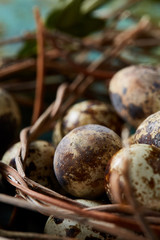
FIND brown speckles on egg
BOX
[66,225,81,237]
[109,65,160,128]
[25,162,36,176]
[148,177,155,189]
[53,217,64,224]
[54,124,122,198]
[135,111,160,148]
[146,147,160,174]
[53,100,124,146]
[127,103,144,119]
[105,144,160,210]
[137,133,153,145]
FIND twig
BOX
[0,33,35,46]
[31,8,45,124]
[0,59,35,78]
[111,16,150,57]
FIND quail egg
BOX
[53,100,123,146]
[54,124,122,198]
[0,88,21,157]
[44,199,115,240]
[109,65,160,128]
[134,111,160,148]
[1,140,57,189]
[105,143,160,210]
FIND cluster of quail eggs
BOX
[2,64,160,238]
[105,65,160,211]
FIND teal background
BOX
[0,0,54,56]
[0,0,160,58]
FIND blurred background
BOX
[0,0,53,56]
[0,0,160,59]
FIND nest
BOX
[1,5,160,240]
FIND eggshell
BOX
[0,88,21,157]
[53,100,123,146]
[44,199,114,240]
[134,111,160,148]
[105,144,160,210]
[54,124,122,198]
[1,140,56,189]
[109,65,160,128]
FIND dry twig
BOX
[31,8,45,124]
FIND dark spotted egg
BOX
[134,111,160,148]
[44,199,115,240]
[53,100,123,146]
[0,88,21,157]
[1,140,56,189]
[54,124,122,198]
[109,65,160,128]
[105,144,160,210]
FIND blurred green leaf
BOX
[81,0,107,14]
[46,0,84,30]
[17,39,37,58]
[45,0,106,36]
[57,14,105,37]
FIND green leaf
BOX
[63,15,105,37]
[17,39,37,58]
[45,0,84,30]
[45,0,106,37]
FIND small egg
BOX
[54,124,122,198]
[109,65,160,128]
[1,140,57,189]
[0,88,21,157]
[53,100,123,146]
[134,111,160,148]
[44,199,114,240]
[105,144,160,210]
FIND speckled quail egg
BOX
[1,140,57,189]
[44,199,115,240]
[0,88,21,157]
[105,144,160,210]
[53,100,124,146]
[109,65,160,128]
[134,111,160,148]
[54,124,122,198]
